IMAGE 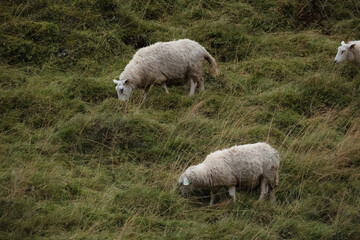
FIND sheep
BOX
[113,39,218,101]
[178,142,280,205]
[334,41,360,69]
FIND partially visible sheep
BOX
[178,142,280,205]
[113,39,218,101]
[334,41,360,69]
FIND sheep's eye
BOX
[341,50,346,54]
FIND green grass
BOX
[1,1,360,239]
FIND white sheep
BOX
[113,39,218,101]
[334,41,360,68]
[178,142,280,205]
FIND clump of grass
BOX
[64,76,113,103]
[189,16,250,61]
[54,109,169,164]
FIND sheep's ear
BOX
[341,41,345,46]
[113,79,120,84]
[183,176,190,185]
[350,44,356,49]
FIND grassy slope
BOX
[1,0,360,239]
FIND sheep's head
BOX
[113,79,133,101]
[334,41,356,64]
[178,173,191,195]
[178,166,197,195]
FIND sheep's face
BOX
[334,41,355,64]
[178,173,193,195]
[113,79,133,101]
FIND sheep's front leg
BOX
[258,177,269,201]
[142,91,149,101]
[210,188,219,206]
[189,78,197,96]
[228,186,236,202]
[142,86,151,102]
[161,82,169,94]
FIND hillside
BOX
[1,0,360,239]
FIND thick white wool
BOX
[113,39,218,101]
[178,143,280,204]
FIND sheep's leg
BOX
[189,78,197,96]
[142,86,151,102]
[142,91,148,101]
[269,174,278,203]
[210,188,219,206]
[161,82,169,94]
[210,191,216,206]
[198,77,205,92]
[267,170,278,203]
[258,177,269,201]
[269,188,276,203]
[228,186,236,202]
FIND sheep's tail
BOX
[204,52,218,77]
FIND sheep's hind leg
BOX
[198,77,205,92]
[269,188,276,203]
[269,171,279,203]
[228,186,236,202]
[258,177,269,201]
[161,82,169,94]
[189,78,197,96]
[269,179,278,203]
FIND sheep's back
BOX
[131,39,207,80]
[203,143,279,188]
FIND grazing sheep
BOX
[113,39,218,101]
[178,143,280,205]
[334,41,360,68]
